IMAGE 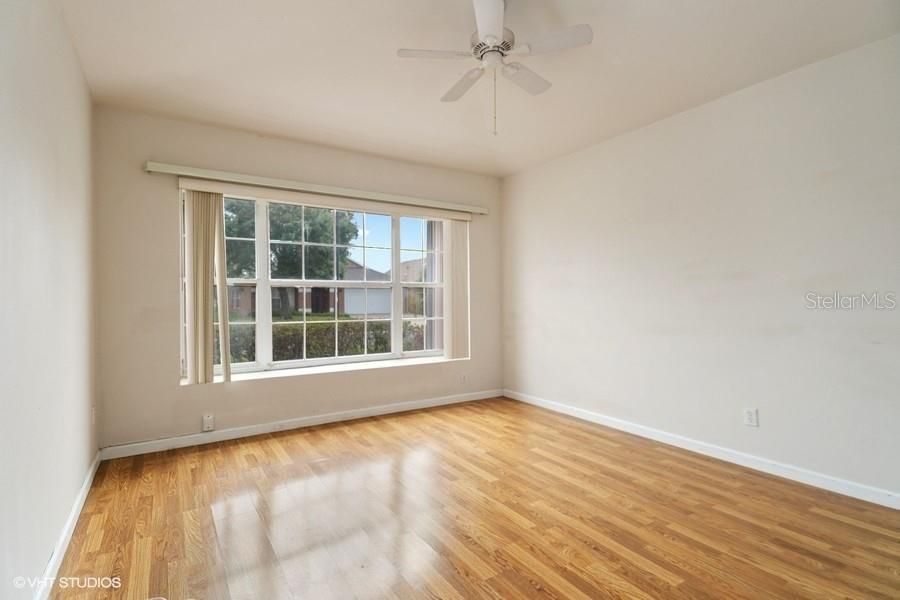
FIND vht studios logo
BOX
[12,576,121,589]
[805,291,896,310]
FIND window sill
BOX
[224,355,466,383]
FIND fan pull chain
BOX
[492,69,498,135]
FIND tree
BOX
[267,206,360,280]
[224,198,257,278]
[335,211,359,279]
[269,203,302,278]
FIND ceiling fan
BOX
[397,0,593,103]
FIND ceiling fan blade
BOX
[501,62,551,95]
[472,0,505,44]
[516,24,593,55]
[441,67,484,102]
[397,49,471,60]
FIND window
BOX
[217,198,258,366]
[187,195,448,374]
[400,217,443,352]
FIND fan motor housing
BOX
[471,28,515,59]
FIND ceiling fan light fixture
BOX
[482,50,504,69]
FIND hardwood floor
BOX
[54,398,900,599]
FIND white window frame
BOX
[207,193,446,375]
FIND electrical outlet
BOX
[743,408,759,427]
[202,413,215,432]
[91,405,96,425]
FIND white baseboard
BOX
[504,389,899,510]
[35,451,101,600]
[100,389,502,460]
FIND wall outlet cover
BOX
[743,408,759,427]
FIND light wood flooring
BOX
[54,397,900,599]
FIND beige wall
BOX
[93,106,502,448]
[502,35,900,493]
[0,0,96,593]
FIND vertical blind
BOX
[183,190,230,384]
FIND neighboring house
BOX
[341,258,389,282]
[227,257,429,320]
[228,285,256,319]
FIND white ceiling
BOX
[59,0,900,176]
